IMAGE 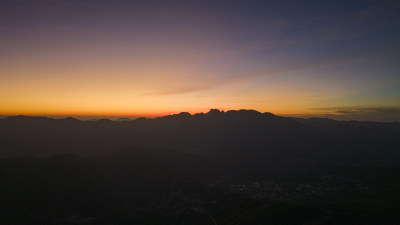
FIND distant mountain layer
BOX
[0,109,399,166]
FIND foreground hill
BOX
[1,146,400,225]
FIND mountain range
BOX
[1,109,399,166]
[1,109,400,224]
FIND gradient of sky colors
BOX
[1,0,399,121]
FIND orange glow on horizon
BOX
[0,107,321,119]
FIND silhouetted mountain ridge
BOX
[1,109,399,166]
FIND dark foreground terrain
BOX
[1,110,399,224]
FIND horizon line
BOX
[1,110,399,123]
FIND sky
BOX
[1,0,399,121]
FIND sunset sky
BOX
[1,0,399,121]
